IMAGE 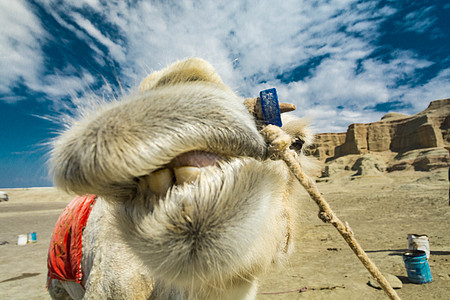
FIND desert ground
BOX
[0,168,448,299]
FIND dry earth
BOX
[0,169,449,300]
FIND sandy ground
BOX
[0,169,449,300]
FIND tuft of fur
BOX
[48,58,314,299]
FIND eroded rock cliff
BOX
[309,98,449,179]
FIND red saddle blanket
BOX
[47,194,97,286]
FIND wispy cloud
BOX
[0,0,46,96]
[70,12,126,63]
[402,6,438,34]
[0,0,100,106]
[0,0,448,133]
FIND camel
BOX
[47,58,314,300]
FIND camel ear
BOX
[139,58,228,92]
[281,114,314,151]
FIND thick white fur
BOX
[48,58,314,299]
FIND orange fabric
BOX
[47,194,97,287]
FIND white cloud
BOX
[0,0,103,106]
[46,8,104,58]
[71,12,126,63]
[1,0,448,133]
[0,0,46,94]
[394,68,450,112]
[403,6,437,34]
[39,70,95,97]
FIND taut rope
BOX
[261,124,401,300]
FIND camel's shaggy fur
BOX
[48,58,314,300]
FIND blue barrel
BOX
[27,232,37,243]
[403,250,432,283]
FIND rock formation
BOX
[308,98,450,178]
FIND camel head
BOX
[50,58,314,292]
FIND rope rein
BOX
[261,124,401,300]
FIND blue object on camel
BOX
[260,88,282,127]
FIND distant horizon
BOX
[1,0,449,188]
[0,186,55,190]
[1,96,447,189]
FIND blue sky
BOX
[0,0,449,188]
